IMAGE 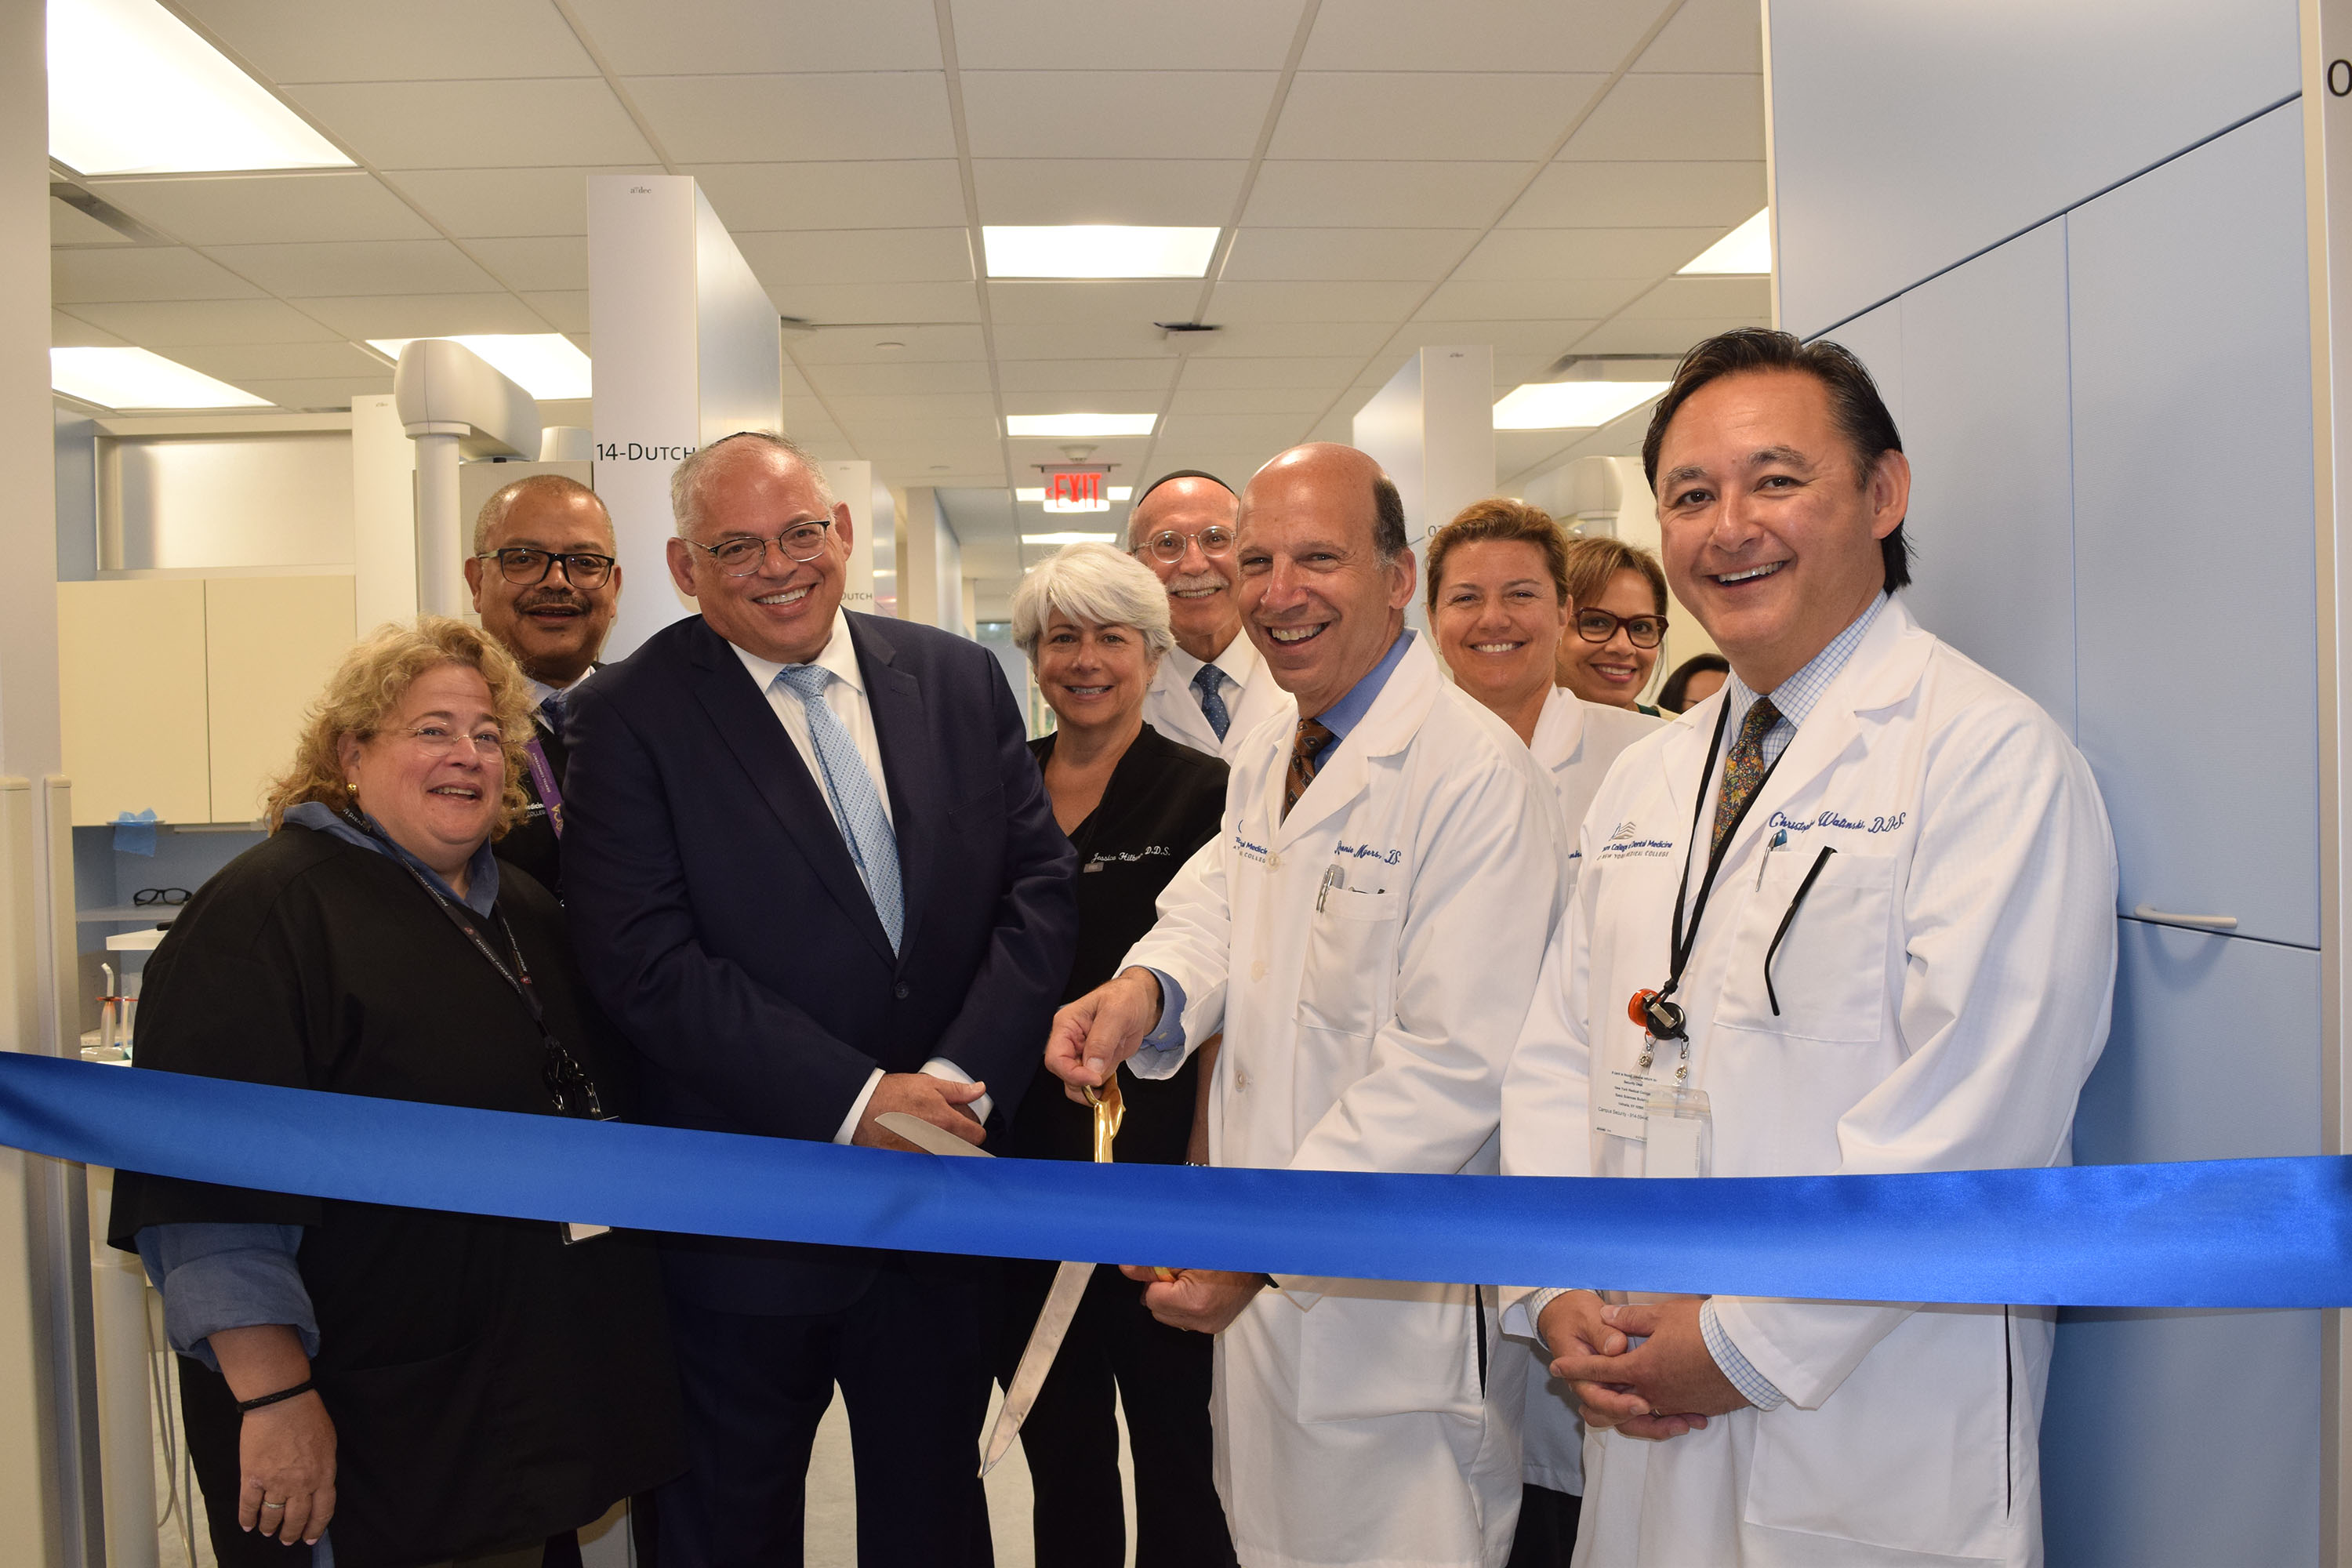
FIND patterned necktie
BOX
[1283,717,1337,822]
[537,691,567,738]
[1711,696,1784,857]
[774,666,905,953]
[1191,663,1232,742]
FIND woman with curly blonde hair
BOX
[110,616,682,1567]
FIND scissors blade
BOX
[876,1111,993,1159]
[983,1257,1095,1475]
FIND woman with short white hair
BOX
[1001,542,1240,1567]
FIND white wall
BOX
[898,486,967,637]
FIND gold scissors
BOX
[1081,1078,1125,1163]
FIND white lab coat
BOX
[1127,633,1564,1568]
[1500,597,2117,1568]
[1516,688,1664,1498]
[1143,633,1294,762]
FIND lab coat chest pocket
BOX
[1716,848,1895,1044]
[1295,878,1399,1040]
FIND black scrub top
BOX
[1007,723,1229,1167]
[106,824,683,1568]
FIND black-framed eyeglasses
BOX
[1575,608,1668,648]
[688,520,834,575]
[132,887,190,907]
[477,547,617,588]
[1134,524,1236,565]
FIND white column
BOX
[589,176,782,659]
[412,430,465,617]
[822,459,876,615]
[350,393,419,633]
[1,0,95,1559]
[1353,345,1497,634]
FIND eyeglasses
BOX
[132,887,190,907]
[1575,608,1668,648]
[401,724,506,757]
[688,521,834,575]
[477,547,617,588]
[1134,524,1236,564]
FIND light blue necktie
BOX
[1191,663,1232,742]
[774,666,904,953]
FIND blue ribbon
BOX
[5,1051,2347,1308]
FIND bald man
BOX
[1047,445,1563,1567]
[1131,470,1293,760]
[464,473,622,892]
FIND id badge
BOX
[1642,1087,1711,1179]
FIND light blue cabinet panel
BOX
[1895,222,2078,736]
[2043,922,2321,1568]
[2067,104,2318,948]
[1771,0,2299,336]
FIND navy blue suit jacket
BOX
[563,611,1078,1314]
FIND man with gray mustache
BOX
[1131,470,1293,760]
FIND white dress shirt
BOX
[1143,630,1292,761]
[726,610,987,1141]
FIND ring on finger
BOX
[260,1500,286,1511]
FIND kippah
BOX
[1134,469,1235,507]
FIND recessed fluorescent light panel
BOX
[1493,381,1671,431]
[1679,209,1771,275]
[1022,532,1122,546]
[983,227,1219,279]
[1006,414,1156,439]
[369,336,593,401]
[48,0,352,175]
[51,346,271,409]
[1015,486,1134,503]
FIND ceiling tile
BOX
[51,310,129,347]
[1169,386,1333,415]
[64,299,343,345]
[1415,276,1648,320]
[231,376,396,410]
[1496,430,1585,474]
[760,281,982,325]
[1454,226,1726,279]
[1004,433,1153,467]
[808,359,997,395]
[987,279,1200,325]
[1385,318,1596,356]
[285,80,655,170]
[998,390,1165,416]
[1502,160,1764,227]
[990,321,1171,359]
[737,229,974,287]
[520,290,591,332]
[383,165,662,238]
[1613,274,1769,318]
[465,236,593,292]
[205,239,501,297]
[52,200,133,245]
[1176,355,1360,390]
[53,248,265,303]
[169,342,394,380]
[1218,227,1476,281]
[836,415,1002,446]
[175,0,597,80]
[961,72,1276,159]
[1243,161,1530,227]
[972,159,1247,227]
[951,0,1301,68]
[996,358,1176,392]
[1208,279,1427,322]
[1555,74,1766,163]
[298,292,554,337]
[569,0,942,71]
[1158,412,1314,448]
[1269,73,1603,161]
[626,74,956,162]
[88,172,438,246]
[691,162,968,231]
[1300,0,1661,72]
[1183,320,1394,356]
[789,324,988,363]
[1634,0,1763,74]
[1568,314,1761,354]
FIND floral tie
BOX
[1711,697,1782,857]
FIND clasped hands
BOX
[1537,1290,1751,1439]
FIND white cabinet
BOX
[2068,103,2318,948]
[59,576,356,826]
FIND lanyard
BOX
[521,736,564,837]
[344,810,609,1120]
[1635,700,1787,1044]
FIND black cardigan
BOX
[1006,723,1229,1167]
[107,826,682,1567]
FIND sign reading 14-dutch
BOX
[596,442,697,463]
